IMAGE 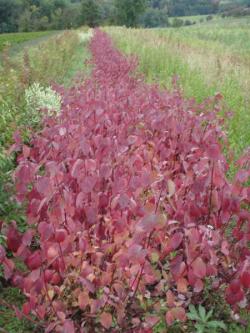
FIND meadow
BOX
[0,31,56,52]
[0,16,249,333]
[106,16,250,158]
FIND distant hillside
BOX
[220,0,250,10]
[166,0,220,16]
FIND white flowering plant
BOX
[78,29,93,44]
[25,82,62,123]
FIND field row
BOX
[0,29,249,333]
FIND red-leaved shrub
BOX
[1,30,250,332]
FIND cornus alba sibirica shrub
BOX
[1,30,250,333]
[25,82,62,123]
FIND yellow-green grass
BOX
[169,14,213,24]
[0,29,90,146]
[105,20,250,158]
[0,31,55,52]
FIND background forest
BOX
[1,0,250,33]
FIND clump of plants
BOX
[0,30,249,333]
[25,82,61,122]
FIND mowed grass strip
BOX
[106,18,250,158]
[0,31,55,52]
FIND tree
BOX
[167,0,219,16]
[0,0,24,32]
[115,0,147,27]
[139,7,169,27]
[99,0,116,25]
[81,0,100,27]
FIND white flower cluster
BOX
[25,82,61,122]
[78,30,93,43]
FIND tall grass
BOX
[0,30,89,147]
[106,23,250,158]
[0,29,90,225]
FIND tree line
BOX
[0,0,237,33]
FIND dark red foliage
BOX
[7,223,22,252]
[25,250,42,270]
[2,30,250,332]
[241,272,250,289]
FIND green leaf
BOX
[198,305,206,322]
[194,323,205,333]
[208,320,227,330]
[205,309,213,321]
[189,304,199,317]
[187,312,201,321]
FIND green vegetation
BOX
[0,287,35,333]
[0,0,83,33]
[114,0,147,27]
[2,0,247,32]
[106,17,250,157]
[0,31,55,52]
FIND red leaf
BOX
[36,177,51,195]
[166,310,175,326]
[26,251,42,270]
[50,272,61,285]
[47,245,59,260]
[63,320,75,333]
[22,302,30,316]
[173,307,187,322]
[194,279,204,293]
[136,213,157,233]
[38,222,53,241]
[78,292,89,310]
[207,144,221,160]
[166,307,186,325]
[145,316,160,328]
[169,232,183,251]
[22,230,33,246]
[230,280,241,294]
[44,270,54,283]
[192,258,206,279]
[71,159,84,178]
[55,229,67,243]
[100,312,112,329]
[177,277,188,293]
[166,290,175,307]
[241,271,250,289]
[37,305,46,320]
[7,225,22,252]
[127,244,147,264]
[76,192,85,209]
[236,170,249,183]
[0,245,6,263]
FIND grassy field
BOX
[106,16,250,159]
[0,31,55,52]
